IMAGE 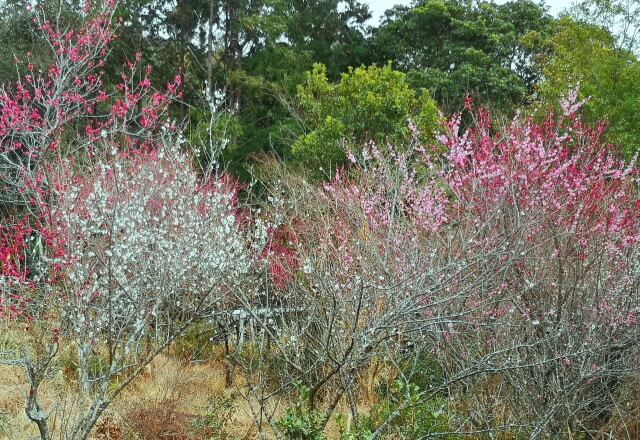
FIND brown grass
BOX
[1,342,374,440]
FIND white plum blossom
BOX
[48,140,257,396]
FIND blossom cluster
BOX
[48,142,251,339]
[0,0,182,321]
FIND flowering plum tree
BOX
[236,93,640,437]
[45,141,250,439]
[0,0,180,300]
[1,1,638,437]
[434,95,640,436]
[0,2,258,439]
[0,1,112,215]
[232,133,514,436]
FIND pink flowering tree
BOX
[0,2,118,328]
[236,94,640,437]
[433,95,640,436]
[0,1,112,214]
[232,133,511,436]
[0,0,182,299]
[0,0,186,315]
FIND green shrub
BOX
[292,62,441,176]
[339,379,453,440]
[276,382,326,440]
[191,395,235,440]
[538,16,640,157]
[371,380,451,438]
[335,413,373,440]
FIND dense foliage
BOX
[368,0,554,114]
[1,0,640,439]
[539,17,640,157]
[0,0,637,168]
[291,62,440,175]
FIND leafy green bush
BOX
[292,63,441,176]
[372,380,450,438]
[339,380,452,440]
[276,382,326,440]
[335,413,373,440]
[191,395,235,440]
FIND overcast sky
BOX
[367,0,576,23]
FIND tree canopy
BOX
[1,0,639,168]
[367,0,553,114]
[291,62,440,175]
[538,16,640,156]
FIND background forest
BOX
[1,0,638,175]
[1,0,640,439]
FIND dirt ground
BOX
[0,352,354,439]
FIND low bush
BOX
[276,382,327,440]
[190,395,235,440]
[125,398,194,440]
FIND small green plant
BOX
[335,413,373,440]
[191,395,235,440]
[370,380,451,439]
[276,382,326,440]
[337,378,453,440]
[0,410,12,438]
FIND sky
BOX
[367,0,576,23]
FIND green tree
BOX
[538,17,640,156]
[195,0,373,176]
[291,63,441,176]
[284,0,370,78]
[121,0,372,177]
[367,0,553,115]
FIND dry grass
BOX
[0,364,34,438]
[601,376,640,439]
[0,347,288,440]
[1,348,376,439]
[100,354,260,439]
[3,331,640,439]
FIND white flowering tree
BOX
[0,3,262,436]
[2,138,257,440]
